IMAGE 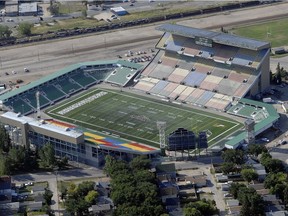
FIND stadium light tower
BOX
[157,121,166,149]
[36,91,41,119]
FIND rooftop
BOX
[156,23,270,51]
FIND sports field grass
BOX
[230,17,288,47]
[47,89,242,147]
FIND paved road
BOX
[12,167,105,216]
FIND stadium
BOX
[0,24,280,166]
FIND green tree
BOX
[130,155,151,171]
[221,162,235,174]
[18,22,33,36]
[229,183,246,199]
[8,146,25,170]
[247,144,267,156]
[82,9,87,18]
[0,25,12,39]
[184,207,202,216]
[222,149,245,165]
[65,181,96,215]
[241,169,258,182]
[59,182,68,200]
[264,172,286,189]
[260,152,285,173]
[0,154,10,175]
[184,199,218,216]
[84,190,98,205]
[43,189,53,205]
[0,125,11,152]
[38,143,57,169]
[48,2,60,16]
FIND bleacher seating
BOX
[5,98,33,114]
[169,84,187,100]
[168,68,190,83]
[71,72,97,87]
[134,80,156,92]
[165,35,187,52]
[85,69,112,80]
[159,83,178,97]
[41,84,66,101]
[213,45,238,62]
[24,91,50,108]
[149,80,169,95]
[182,71,206,87]
[182,38,202,56]
[177,86,196,101]
[185,88,205,104]
[56,77,82,94]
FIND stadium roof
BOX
[225,98,279,149]
[156,24,270,51]
[0,60,142,102]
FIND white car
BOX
[24,68,29,72]
[261,137,270,143]
[11,70,17,74]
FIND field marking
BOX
[48,89,100,114]
[49,112,162,145]
[100,88,238,125]
[48,88,242,146]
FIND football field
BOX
[47,89,242,147]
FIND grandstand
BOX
[135,23,271,112]
[0,60,143,115]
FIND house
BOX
[31,185,46,195]
[159,181,179,203]
[266,210,288,216]
[185,175,206,188]
[252,163,267,181]
[263,195,281,206]
[0,176,12,202]
[226,199,239,208]
[95,182,110,197]
[26,201,43,212]
[165,197,180,209]
[33,193,45,203]
[222,183,231,191]
[228,206,242,215]
[0,201,20,215]
[215,174,228,183]
[89,203,111,214]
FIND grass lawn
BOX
[47,88,242,147]
[230,17,288,47]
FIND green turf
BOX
[47,88,242,147]
[231,18,288,47]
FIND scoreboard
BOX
[195,36,213,47]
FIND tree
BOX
[48,2,60,16]
[59,182,68,200]
[18,22,33,36]
[184,199,218,216]
[221,162,235,174]
[184,207,202,216]
[65,181,97,215]
[84,190,98,205]
[260,152,285,173]
[0,125,11,152]
[247,144,267,156]
[229,183,246,199]
[241,169,258,182]
[0,154,10,175]
[38,143,57,169]
[82,9,87,18]
[43,189,53,205]
[222,149,245,165]
[8,146,25,170]
[0,25,12,39]
[130,155,151,171]
[57,156,68,170]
